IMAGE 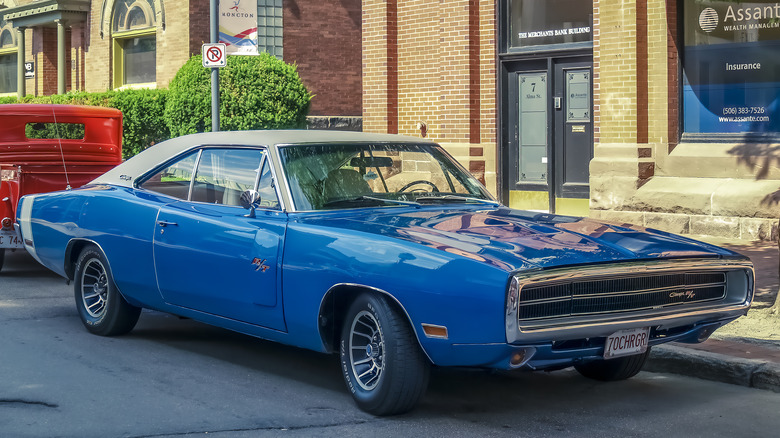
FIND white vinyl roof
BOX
[92,130,431,188]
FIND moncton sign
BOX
[683,1,780,135]
[219,0,259,55]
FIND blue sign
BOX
[683,1,780,134]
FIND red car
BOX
[0,104,123,271]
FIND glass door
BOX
[507,56,592,213]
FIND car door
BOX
[145,147,287,331]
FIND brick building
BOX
[3,0,779,240]
[363,0,780,240]
[0,0,361,120]
[362,0,497,194]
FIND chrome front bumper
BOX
[505,258,754,344]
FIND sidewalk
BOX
[643,236,780,392]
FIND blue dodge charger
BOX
[16,131,753,415]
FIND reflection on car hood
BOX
[306,207,740,272]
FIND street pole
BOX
[210,0,220,132]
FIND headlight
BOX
[505,276,520,342]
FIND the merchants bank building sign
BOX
[219,0,259,55]
[508,0,592,48]
[684,1,780,134]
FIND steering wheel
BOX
[398,180,440,193]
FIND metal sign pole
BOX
[210,0,220,132]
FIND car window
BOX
[192,149,264,206]
[257,159,280,209]
[138,151,199,200]
[280,143,491,210]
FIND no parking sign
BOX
[202,43,227,68]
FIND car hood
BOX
[304,207,740,272]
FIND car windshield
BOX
[279,143,494,210]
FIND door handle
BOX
[157,220,178,227]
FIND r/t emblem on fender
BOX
[251,258,270,272]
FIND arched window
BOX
[112,0,157,87]
[0,25,17,94]
[0,29,14,48]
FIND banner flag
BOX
[219,0,259,55]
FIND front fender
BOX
[281,221,510,361]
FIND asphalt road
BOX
[2,249,780,438]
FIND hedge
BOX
[1,89,169,158]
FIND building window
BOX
[683,0,780,136]
[112,0,157,87]
[257,0,283,58]
[508,0,592,50]
[0,27,17,94]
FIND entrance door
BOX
[510,56,592,213]
[554,60,592,202]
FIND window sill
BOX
[681,132,780,144]
[114,82,157,91]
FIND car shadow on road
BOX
[122,310,751,422]
[0,250,63,279]
[128,310,347,393]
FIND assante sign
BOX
[724,3,780,22]
[723,4,780,30]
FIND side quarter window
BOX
[191,149,265,206]
[138,151,199,200]
[257,159,280,209]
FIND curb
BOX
[645,344,780,392]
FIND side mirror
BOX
[240,190,262,218]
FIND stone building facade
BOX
[363,0,780,240]
[589,0,779,240]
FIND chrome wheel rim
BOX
[81,258,108,318]
[349,310,384,391]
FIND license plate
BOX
[0,230,24,249]
[604,327,649,359]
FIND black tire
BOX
[339,293,430,416]
[574,347,652,381]
[0,249,5,272]
[73,245,141,336]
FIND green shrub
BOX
[1,89,169,158]
[110,89,169,157]
[165,53,312,136]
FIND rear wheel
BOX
[74,245,141,336]
[574,348,651,381]
[0,249,5,272]
[339,293,429,416]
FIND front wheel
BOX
[574,348,651,381]
[74,245,141,336]
[340,293,429,416]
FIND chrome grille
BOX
[518,271,727,321]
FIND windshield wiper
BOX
[323,196,421,209]
[415,195,500,206]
